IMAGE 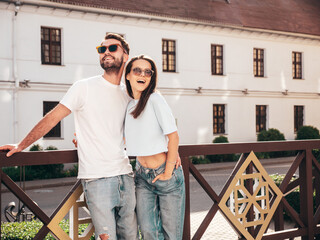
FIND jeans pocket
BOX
[157,172,174,183]
[153,166,173,185]
[154,171,182,193]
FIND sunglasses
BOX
[96,44,127,54]
[132,67,154,77]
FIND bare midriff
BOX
[137,152,166,169]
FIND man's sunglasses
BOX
[96,44,127,54]
[132,67,154,77]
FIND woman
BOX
[124,55,185,240]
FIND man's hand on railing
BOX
[0,144,22,157]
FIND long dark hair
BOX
[125,55,157,118]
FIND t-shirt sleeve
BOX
[151,93,177,135]
[60,80,87,112]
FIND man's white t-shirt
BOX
[60,75,132,179]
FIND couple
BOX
[0,33,185,240]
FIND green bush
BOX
[1,219,94,240]
[45,145,59,151]
[271,174,299,220]
[2,167,21,181]
[212,136,229,144]
[130,158,137,171]
[28,145,64,180]
[256,128,293,158]
[64,164,78,177]
[28,144,43,151]
[205,136,237,163]
[190,155,211,164]
[295,126,320,160]
[257,128,285,142]
[296,125,320,140]
[270,174,318,220]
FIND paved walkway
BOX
[191,210,238,239]
[190,210,301,240]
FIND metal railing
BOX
[1,140,320,239]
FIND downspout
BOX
[12,1,20,142]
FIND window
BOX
[43,101,61,138]
[294,106,304,132]
[253,48,264,77]
[256,105,267,132]
[162,39,176,72]
[292,52,302,79]
[213,104,225,134]
[41,27,61,65]
[211,44,223,75]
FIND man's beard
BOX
[100,55,124,74]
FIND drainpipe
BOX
[12,1,20,143]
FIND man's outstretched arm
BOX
[0,104,71,157]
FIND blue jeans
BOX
[82,173,138,240]
[135,161,185,240]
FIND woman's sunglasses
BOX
[96,44,127,54]
[132,67,154,77]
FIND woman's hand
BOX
[152,173,172,183]
[176,155,181,169]
[72,133,77,148]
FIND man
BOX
[0,33,138,240]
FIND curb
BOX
[1,177,77,193]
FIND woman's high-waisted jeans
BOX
[135,161,185,240]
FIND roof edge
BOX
[2,0,320,40]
